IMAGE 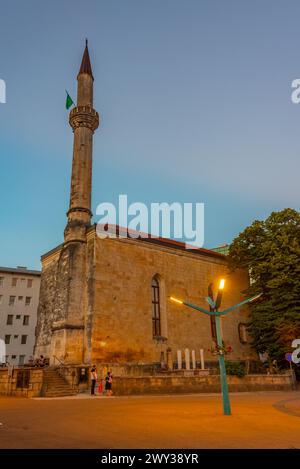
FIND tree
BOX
[228,208,300,366]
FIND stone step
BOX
[42,368,77,398]
[44,379,69,383]
[44,389,75,392]
[44,386,73,390]
[44,390,77,394]
[45,375,64,380]
[44,373,66,377]
[44,381,72,386]
[45,382,71,387]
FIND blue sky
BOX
[0,0,299,270]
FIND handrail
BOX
[42,356,65,393]
[53,355,65,367]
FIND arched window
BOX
[210,316,217,342]
[238,323,249,344]
[151,277,161,337]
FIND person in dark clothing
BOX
[39,355,45,367]
[90,365,97,395]
[105,371,113,396]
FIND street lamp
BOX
[170,280,261,416]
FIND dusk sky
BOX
[1,0,300,270]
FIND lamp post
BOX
[170,280,261,416]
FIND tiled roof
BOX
[95,224,225,259]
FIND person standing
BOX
[105,371,113,397]
[90,365,98,395]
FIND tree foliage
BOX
[228,208,300,365]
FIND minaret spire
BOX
[78,38,94,80]
[64,41,100,243]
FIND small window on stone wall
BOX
[16,369,30,388]
[151,276,161,337]
[238,323,249,344]
[210,316,217,342]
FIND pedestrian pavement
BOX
[0,391,299,448]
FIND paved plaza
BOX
[0,391,299,449]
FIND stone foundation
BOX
[112,372,296,395]
[0,368,43,398]
[0,367,295,397]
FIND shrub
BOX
[225,361,246,378]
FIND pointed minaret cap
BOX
[78,39,94,80]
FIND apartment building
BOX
[0,266,41,366]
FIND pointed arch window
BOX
[151,277,161,337]
[210,316,217,342]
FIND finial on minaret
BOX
[78,39,94,80]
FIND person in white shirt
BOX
[90,365,98,395]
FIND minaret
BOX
[34,42,100,365]
[64,39,99,243]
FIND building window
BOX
[16,369,29,387]
[151,276,161,337]
[210,316,217,342]
[9,296,16,306]
[0,277,4,287]
[238,323,249,344]
[25,297,31,306]
[0,295,3,304]
[16,315,21,319]
[27,279,33,288]
[21,335,27,345]
[5,335,11,345]
[18,355,26,366]
[18,296,23,301]
[23,315,29,326]
[6,314,13,325]
[11,355,16,360]
[11,277,18,287]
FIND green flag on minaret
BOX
[65,91,74,110]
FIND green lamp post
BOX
[170,280,261,416]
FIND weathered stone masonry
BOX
[35,225,255,365]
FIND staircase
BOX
[42,368,77,397]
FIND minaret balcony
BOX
[69,106,99,132]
